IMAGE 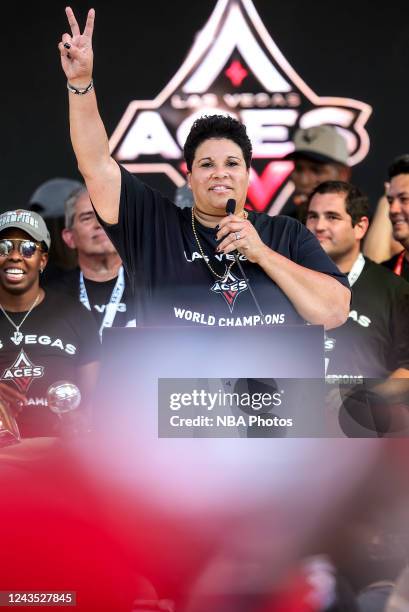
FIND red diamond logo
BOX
[225,60,248,87]
[211,270,248,313]
[110,0,371,215]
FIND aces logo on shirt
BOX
[1,349,44,393]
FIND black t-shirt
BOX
[95,165,349,327]
[46,268,135,330]
[325,258,409,379]
[0,290,101,437]
[382,251,409,282]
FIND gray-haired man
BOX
[47,187,135,337]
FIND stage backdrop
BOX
[2,0,408,213]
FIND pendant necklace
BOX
[0,293,41,345]
[191,207,248,281]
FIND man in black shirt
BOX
[306,180,409,379]
[49,186,135,337]
[382,155,409,282]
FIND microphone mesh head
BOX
[226,199,236,215]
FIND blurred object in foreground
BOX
[0,399,20,447]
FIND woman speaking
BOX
[58,8,350,330]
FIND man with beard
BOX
[281,125,351,222]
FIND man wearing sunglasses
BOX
[0,209,101,438]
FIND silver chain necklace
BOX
[0,293,41,345]
[191,207,248,281]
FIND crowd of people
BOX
[2,115,405,438]
[0,6,408,611]
[0,7,407,433]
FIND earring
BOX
[40,268,43,274]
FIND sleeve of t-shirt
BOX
[94,163,177,286]
[289,218,350,289]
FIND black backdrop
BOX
[3,0,409,212]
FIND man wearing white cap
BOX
[282,125,351,221]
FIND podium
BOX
[102,325,324,378]
[95,325,327,438]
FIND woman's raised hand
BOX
[58,7,95,85]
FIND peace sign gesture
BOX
[58,7,95,85]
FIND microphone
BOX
[226,198,236,215]
[225,200,265,320]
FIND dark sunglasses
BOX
[0,239,43,258]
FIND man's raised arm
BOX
[58,7,120,224]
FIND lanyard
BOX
[347,252,366,287]
[393,251,406,276]
[79,267,125,339]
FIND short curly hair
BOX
[183,115,252,172]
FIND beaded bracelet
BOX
[67,79,94,95]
